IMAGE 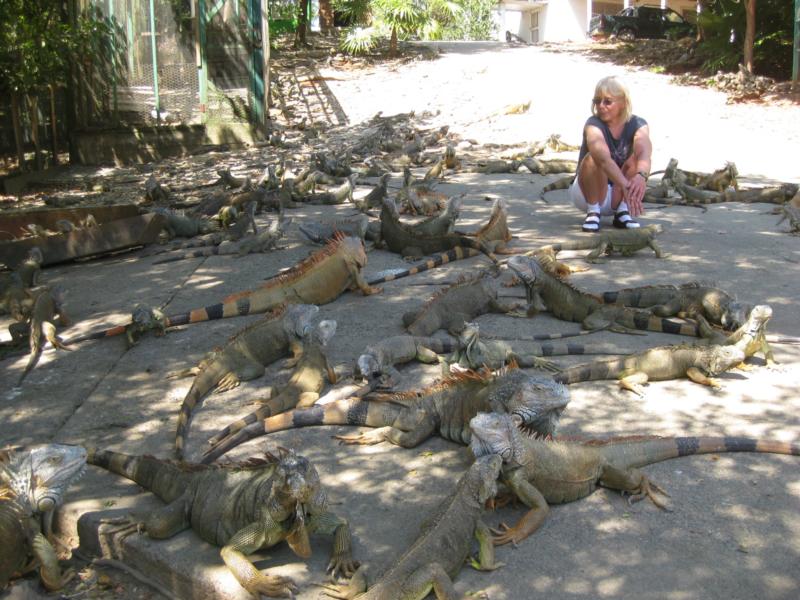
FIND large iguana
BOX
[66,234,380,344]
[507,255,700,336]
[403,272,520,337]
[696,303,774,367]
[552,342,745,396]
[61,303,167,348]
[172,304,319,460]
[537,224,666,263]
[16,286,72,387]
[353,335,456,381]
[199,364,569,460]
[379,198,497,262]
[468,411,800,546]
[204,319,339,462]
[151,208,218,239]
[86,447,358,598]
[0,248,43,320]
[298,214,376,245]
[0,444,86,592]
[320,454,504,600]
[600,281,750,330]
[446,321,633,373]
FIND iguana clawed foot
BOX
[333,427,388,445]
[326,552,360,580]
[489,521,525,547]
[626,476,671,511]
[215,373,242,393]
[245,572,299,598]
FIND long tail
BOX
[16,324,44,386]
[552,355,630,384]
[200,398,400,463]
[207,390,298,448]
[152,248,220,264]
[367,247,481,285]
[626,312,699,337]
[525,342,632,356]
[485,329,598,341]
[86,448,186,502]
[174,363,225,460]
[62,324,128,346]
[596,436,800,471]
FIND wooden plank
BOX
[0,205,141,238]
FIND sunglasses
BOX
[593,97,616,106]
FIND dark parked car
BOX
[589,5,695,41]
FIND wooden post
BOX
[10,93,26,172]
[261,0,271,112]
[49,85,59,166]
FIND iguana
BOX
[600,281,749,330]
[196,364,569,455]
[403,272,520,337]
[172,303,319,460]
[1,248,43,319]
[203,319,339,462]
[151,208,218,239]
[16,286,72,387]
[520,158,578,175]
[61,303,167,347]
[459,198,515,254]
[379,198,497,263]
[422,158,445,182]
[406,194,462,238]
[443,144,459,169]
[86,447,358,598]
[468,411,800,546]
[69,234,380,341]
[353,173,390,213]
[152,216,289,264]
[539,175,575,201]
[553,340,745,396]
[777,204,800,235]
[354,335,456,381]
[446,321,633,374]
[507,255,700,336]
[0,444,86,592]
[696,304,775,367]
[536,224,666,263]
[300,174,359,205]
[319,454,504,600]
[298,215,379,245]
[473,160,520,174]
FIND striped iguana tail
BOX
[200,398,402,464]
[152,247,222,264]
[594,436,800,471]
[367,247,483,285]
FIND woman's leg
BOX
[572,155,612,232]
[610,155,640,229]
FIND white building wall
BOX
[541,0,589,42]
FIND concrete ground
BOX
[2,42,800,599]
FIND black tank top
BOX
[578,115,647,168]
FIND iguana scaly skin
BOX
[17,286,72,387]
[697,304,775,367]
[538,224,666,263]
[407,195,461,238]
[353,173,391,213]
[299,214,371,245]
[460,198,514,254]
[173,304,319,460]
[507,255,700,336]
[446,321,632,374]
[552,343,745,396]
[320,454,503,600]
[520,158,578,175]
[367,247,484,285]
[0,444,86,592]
[379,198,497,263]
[152,208,218,239]
[203,319,339,461]
[403,273,520,337]
[777,204,800,235]
[469,412,800,546]
[86,447,358,598]
[354,335,456,381]
[539,175,574,201]
[601,281,749,330]
[62,304,167,347]
[203,365,569,452]
[1,248,43,320]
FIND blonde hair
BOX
[591,76,633,122]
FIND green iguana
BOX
[320,454,503,600]
[468,411,800,546]
[552,342,745,396]
[151,208,218,239]
[172,304,319,460]
[68,234,380,342]
[353,173,391,213]
[537,224,666,263]
[696,304,774,367]
[86,447,358,598]
[0,248,43,320]
[520,158,577,175]
[403,272,520,337]
[777,204,800,235]
[600,281,750,330]
[0,444,87,592]
[539,175,574,201]
[16,286,72,387]
[300,174,359,205]
[198,365,570,458]
[203,319,339,461]
[298,215,374,245]
[379,198,497,263]
[62,303,167,347]
[354,335,456,381]
[446,321,633,374]
[507,255,700,336]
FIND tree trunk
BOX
[318,0,334,34]
[743,0,756,73]
[295,0,308,47]
[49,85,59,167]
[27,94,43,171]
[10,93,26,172]
[390,27,398,56]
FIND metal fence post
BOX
[148,0,161,121]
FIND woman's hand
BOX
[624,173,647,217]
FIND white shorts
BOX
[569,177,614,215]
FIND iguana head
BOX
[738,304,771,337]
[311,319,337,346]
[1,444,86,515]
[464,454,503,505]
[443,195,463,220]
[272,449,325,559]
[460,321,481,351]
[469,412,529,467]
[702,345,747,375]
[283,304,320,339]
[507,255,545,290]
[381,196,401,220]
[488,370,569,439]
[722,301,754,331]
[342,236,368,269]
